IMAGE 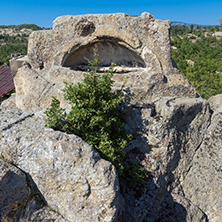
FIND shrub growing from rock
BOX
[44,50,147,188]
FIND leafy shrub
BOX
[45,50,148,188]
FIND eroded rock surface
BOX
[12,13,198,112]
[178,95,222,222]
[0,106,124,222]
[1,12,222,222]
[121,97,211,221]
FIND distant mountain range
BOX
[171,21,216,28]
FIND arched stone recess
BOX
[62,39,146,71]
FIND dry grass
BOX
[0,215,13,222]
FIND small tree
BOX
[45,50,148,188]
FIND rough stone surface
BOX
[0,106,124,222]
[120,95,221,222]
[1,94,221,221]
[12,13,198,112]
[10,55,29,77]
[121,97,211,221]
[1,12,222,222]
[19,201,69,222]
[1,93,16,107]
[28,13,172,72]
[178,95,222,222]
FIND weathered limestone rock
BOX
[0,106,124,222]
[12,12,198,112]
[26,205,69,222]
[1,93,16,107]
[121,97,211,221]
[0,155,69,221]
[178,94,222,222]
[9,55,29,77]
[119,94,222,222]
[1,94,221,221]
[28,13,172,72]
[2,12,222,221]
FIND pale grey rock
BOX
[28,13,172,72]
[19,202,69,222]
[178,95,222,222]
[1,93,16,107]
[10,13,198,112]
[1,12,221,222]
[14,65,66,112]
[0,137,64,222]
[0,106,124,222]
[9,55,29,77]
[120,95,222,222]
[121,97,211,221]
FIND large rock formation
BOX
[121,95,222,222]
[1,12,221,221]
[12,12,198,112]
[0,106,124,222]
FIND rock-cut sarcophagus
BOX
[13,13,198,112]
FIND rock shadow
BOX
[118,88,209,221]
[0,165,47,221]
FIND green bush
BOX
[171,30,222,99]
[44,50,148,188]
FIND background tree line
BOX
[0,23,48,31]
[171,22,222,99]
[0,24,47,66]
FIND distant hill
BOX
[0,24,50,31]
[171,21,216,28]
[0,24,51,39]
[0,24,51,66]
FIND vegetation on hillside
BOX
[0,43,27,66]
[0,23,47,31]
[171,24,222,99]
[0,24,48,66]
[44,51,148,188]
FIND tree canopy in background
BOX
[171,24,222,99]
[0,24,47,66]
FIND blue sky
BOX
[1,0,222,28]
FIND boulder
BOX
[0,158,66,221]
[0,106,124,222]
[178,95,222,222]
[121,96,211,221]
